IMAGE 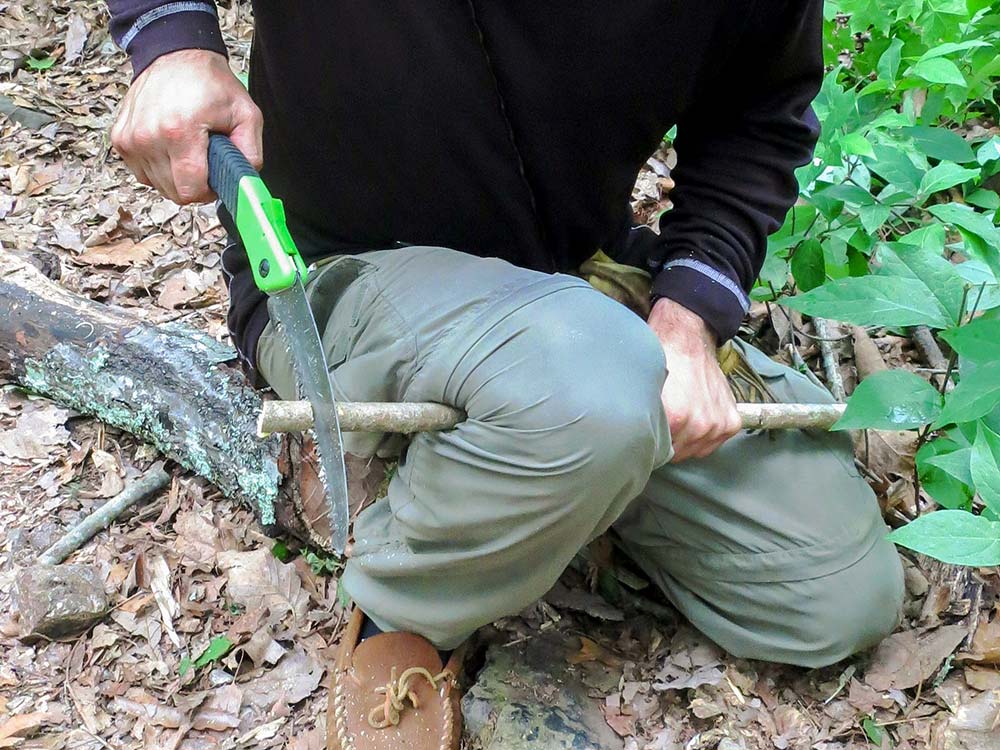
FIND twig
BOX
[787,344,825,389]
[258,400,465,436]
[910,326,952,392]
[813,318,847,401]
[38,463,171,565]
[261,399,848,433]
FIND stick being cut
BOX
[258,400,847,435]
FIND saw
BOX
[207,134,351,555]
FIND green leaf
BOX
[935,362,1000,426]
[940,319,1000,362]
[877,38,904,82]
[917,40,990,61]
[816,183,876,205]
[977,137,1000,165]
[860,204,893,234]
[193,635,233,670]
[901,126,976,162]
[862,717,885,746]
[791,239,825,292]
[271,540,292,562]
[918,441,974,510]
[781,276,953,328]
[26,55,55,71]
[971,422,1000,516]
[966,189,1000,211]
[179,656,194,677]
[925,446,974,486]
[841,131,876,159]
[834,370,942,430]
[927,203,1000,279]
[919,163,980,196]
[898,223,947,251]
[887,510,1000,566]
[928,202,1000,245]
[868,144,923,194]
[912,57,967,86]
[877,242,966,326]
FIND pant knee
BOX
[780,538,904,667]
[511,289,670,489]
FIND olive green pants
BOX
[257,246,903,667]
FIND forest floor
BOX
[1,3,998,750]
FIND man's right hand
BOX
[111,49,263,205]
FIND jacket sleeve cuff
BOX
[117,2,227,78]
[651,258,750,342]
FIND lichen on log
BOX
[0,251,282,523]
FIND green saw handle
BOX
[207,133,307,293]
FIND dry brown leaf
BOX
[242,628,287,667]
[63,12,88,63]
[217,548,309,625]
[75,238,153,268]
[26,164,63,196]
[112,697,184,728]
[601,704,637,737]
[88,448,124,498]
[865,624,967,691]
[157,268,220,309]
[963,614,1000,666]
[567,636,622,667]
[856,429,918,486]
[173,506,222,570]
[242,647,325,710]
[965,665,1000,691]
[0,401,70,460]
[0,712,53,745]
[148,553,181,648]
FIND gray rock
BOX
[463,632,623,750]
[14,564,108,639]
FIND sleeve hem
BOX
[651,261,749,342]
[119,3,227,78]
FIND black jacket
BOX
[108,0,823,370]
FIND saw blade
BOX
[268,276,349,554]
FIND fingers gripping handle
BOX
[206,134,306,293]
[207,133,257,221]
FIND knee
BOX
[785,539,904,667]
[518,288,669,471]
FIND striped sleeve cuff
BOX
[115,2,227,78]
[651,257,750,342]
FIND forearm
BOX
[650,0,823,341]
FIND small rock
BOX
[904,565,929,597]
[14,564,109,640]
[463,633,623,750]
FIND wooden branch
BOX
[258,400,464,435]
[38,463,170,565]
[261,399,848,433]
[0,250,282,524]
[813,318,846,401]
[911,325,954,392]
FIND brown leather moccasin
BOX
[329,609,464,750]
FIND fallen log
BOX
[0,250,282,525]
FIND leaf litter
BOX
[0,3,996,750]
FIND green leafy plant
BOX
[25,53,55,71]
[769,0,1000,565]
[178,635,234,677]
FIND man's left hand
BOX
[647,298,741,462]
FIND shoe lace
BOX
[367,665,453,729]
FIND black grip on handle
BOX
[207,134,258,219]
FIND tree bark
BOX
[0,250,283,525]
